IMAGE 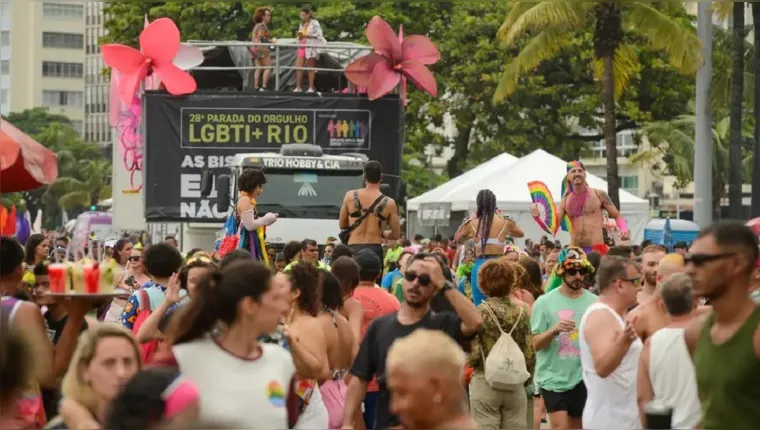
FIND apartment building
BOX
[0,1,85,135]
[85,1,110,147]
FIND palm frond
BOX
[58,191,91,210]
[712,1,732,21]
[494,30,571,103]
[593,43,641,99]
[47,177,85,194]
[497,2,538,40]
[626,2,703,75]
[628,149,662,166]
[497,2,588,47]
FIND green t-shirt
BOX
[284,259,329,272]
[393,277,405,303]
[384,246,403,274]
[530,287,598,392]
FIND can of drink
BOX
[644,400,673,429]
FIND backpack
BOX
[480,302,530,390]
[132,289,160,364]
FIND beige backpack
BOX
[480,302,530,390]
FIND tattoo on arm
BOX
[599,191,613,207]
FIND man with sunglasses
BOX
[531,247,598,430]
[578,256,642,429]
[684,221,760,430]
[342,253,482,430]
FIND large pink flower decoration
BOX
[345,16,440,102]
[102,18,197,105]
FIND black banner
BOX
[143,92,402,222]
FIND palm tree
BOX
[44,159,111,210]
[494,2,703,208]
[634,110,752,216]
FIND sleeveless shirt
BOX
[1,296,47,428]
[579,302,642,429]
[695,306,760,429]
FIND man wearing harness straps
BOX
[339,161,401,264]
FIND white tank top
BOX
[579,302,643,429]
[648,327,701,429]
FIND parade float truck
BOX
[136,41,405,251]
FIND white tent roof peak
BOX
[407,152,518,210]
[486,149,648,213]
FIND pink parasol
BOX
[344,16,440,102]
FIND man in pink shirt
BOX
[351,250,400,428]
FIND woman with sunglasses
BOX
[104,245,150,323]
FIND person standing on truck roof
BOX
[236,169,279,266]
[339,161,401,265]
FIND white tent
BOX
[408,149,650,245]
[407,153,518,211]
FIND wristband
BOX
[615,217,629,233]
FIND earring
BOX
[433,394,442,404]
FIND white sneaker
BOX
[306,88,315,93]
[259,88,266,92]
[293,88,303,93]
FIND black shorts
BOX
[541,381,587,417]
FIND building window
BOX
[590,131,637,159]
[0,60,8,74]
[70,120,83,135]
[42,61,83,78]
[42,32,84,49]
[0,89,7,104]
[619,175,639,191]
[0,31,9,47]
[43,3,84,20]
[42,90,83,107]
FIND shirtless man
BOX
[339,161,401,265]
[531,161,630,255]
[630,251,681,342]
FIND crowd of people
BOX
[2,159,760,430]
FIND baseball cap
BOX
[354,249,382,272]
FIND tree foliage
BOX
[0,108,111,228]
[102,2,697,200]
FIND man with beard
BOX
[531,247,598,430]
[531,161,630,255]
[684,221,760,429]
[341,253,482,430]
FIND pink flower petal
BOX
[366,16,402,64]
[140,17,180,64]
[118,62,150,105]
[368,60,401,101]
[400,60,437,97]
[344,53,386,87]
[154,63,197,96]
[401,35,440,65]
[102,44,145,75]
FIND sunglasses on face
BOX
[621,277,641,285]
[128,256,142,262]
[684,252,735,267]
[404,271,432,287]
[565,268,588,277]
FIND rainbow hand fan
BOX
[527,181,559,235]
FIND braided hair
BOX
[475,189,497,251]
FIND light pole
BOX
[694,2,713,226]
